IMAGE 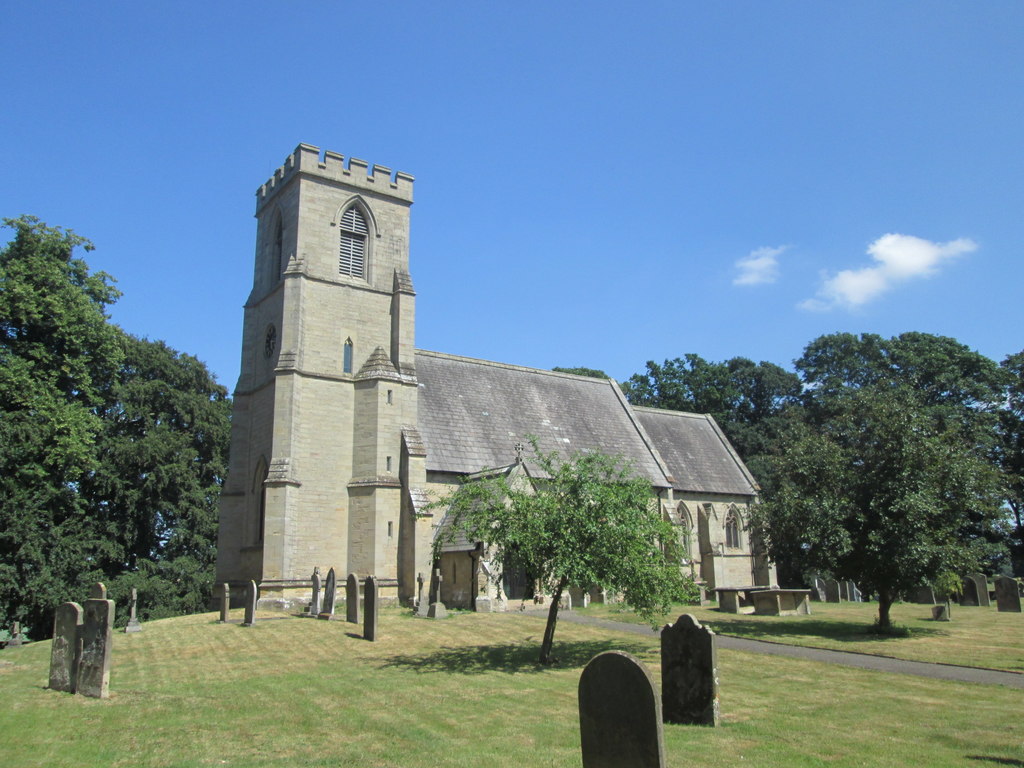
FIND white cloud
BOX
[734,245,785,286]
[801,233,976,311]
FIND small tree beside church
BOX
[435,441,692,665]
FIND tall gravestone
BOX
[346,572,360,624]
[49,602,83,692]
[578,651,665,768]
[959,578,981,607]
[242,580,257,626]
[968,573,991,607]
[823,579,841,603]
[994,576,1022,613]
[125,588,142,633]
[364,575,379,641]
[319,568,337,620]
[78,585,115,699]
[219,583,231,622]
[415,572,429,617]
[310,567,322,616]
[660,614,720,726]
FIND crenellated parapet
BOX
[256,143,414,211]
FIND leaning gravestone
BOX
[219,583,231,622]
[125,588,142,633]
[578,651,665,768]
[78,588,115,698]
[310,567,322,616]
[49,602,83,692]
[319,568,337,620]
[812,577,826,601]
[848,582,862,602]
[968,573,990,607]
[660,614,719,726]
[364,575,379,641]
[994,576,1022,613]
[346,572,360,624]
[242,580,257,626]
[823,579,841,603]
[959,577,981,607]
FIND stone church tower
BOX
[215,144,431,607]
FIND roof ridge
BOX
[414,348,614,383]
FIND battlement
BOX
[256,143,414,210]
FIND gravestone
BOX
[959,577,981,607]
[994,576,1022,613]
[578,651,665,768]
[429,568,447,618]
[660,614,719,726]
[968,573,990,607]
[931,604,950,621]
[310,567,322,616]
[7,621,23,648]
[78,594,115,698]
[812,577,826,601]
[838,581,850,602]
[849,582,862,602]
[911,586,936,604]
[242,580,257,626]
[346,572,360,623]
[90,582,107,599]
[319,568,337,620]
[415,572,429,617]
[219,583,231,622]
[125,588,142,633]
[364,575,379,641]
[49,602,83,692]
[823,579,841,603]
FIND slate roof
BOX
[415,350,671,486]
[414,350,758,498]
[633,407,759,496]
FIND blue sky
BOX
[3,2,1022,389]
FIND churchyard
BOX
[578,599,1024,672]
[1,606,1021,767]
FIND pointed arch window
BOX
[253,460,269,545]
[678,503,693,559]
[725,509,741,549]
[273,215,284,279]
[343,338,354,374]
[338,206,368,278]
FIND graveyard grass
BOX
[579,600,1024,673]
[1,608,1022,767]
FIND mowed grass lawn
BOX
[578,599,1024,673]
[0,607,1021,768]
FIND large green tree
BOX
[998,350,1024,574]
[435,443,691,664]
[754,385,1004,629]
[0,217,230,636]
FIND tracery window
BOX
[338,206,368,278]
[725,509,741,549]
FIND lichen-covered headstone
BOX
[660,614,720,726]
[994,576,1022,613]
[823,579,841,603]
[319,568,337,620]
[968,573,990,607]
[125,588,142,633]
[242,580,257,626]
[90,582,107,599]
[7,621,23,648]
[364,575,379,641]
[345,572,360,624]
[960,577,981,607]
[219,583,231,622]
[49,603,83,692]
[578,651,665,768]
[78,596,115,698]
[932,604,950,621]
[310,567,322,616]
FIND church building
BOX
[215,144,774,611]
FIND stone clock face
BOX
[264,325,277,358]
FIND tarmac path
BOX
[527,610,1024,689]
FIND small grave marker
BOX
[310,567,322,616]
[125,588,142,633]
[415,572,429,617]
[346,572,360,624]
[7,621,23,648]
[242,580,257,626]
[319,568,337,620]
[429,568,447,619]
[578,651,665,768]
[219,583,231,622]
[364,575,379,641]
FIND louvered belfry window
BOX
[339,206,368,278]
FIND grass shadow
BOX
[966,757,1024,766]
[379,638,655,675]
[695,617,947,644]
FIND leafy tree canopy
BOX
[551,366,610,379]
[434,441,692,664]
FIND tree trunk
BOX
[539,577,568,665]
[877,587,893,630]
